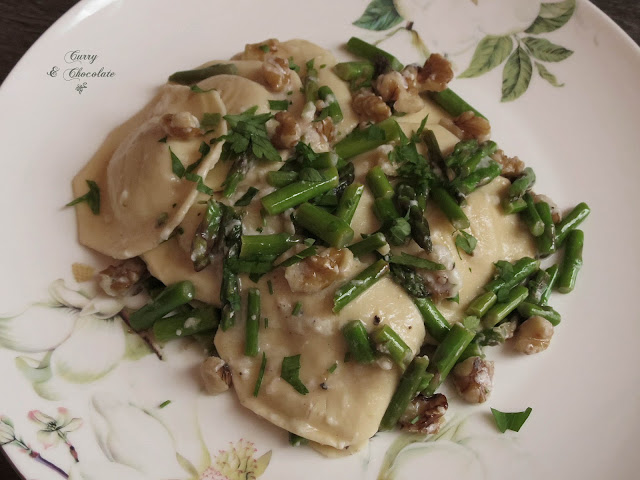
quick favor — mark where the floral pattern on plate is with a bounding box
[352,0,577,101]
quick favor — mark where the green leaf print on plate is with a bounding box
[525,0,577,34]
[501,46,533,102]
[353,0,404,31]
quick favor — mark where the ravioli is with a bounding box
[215,270,425,451]
[72,85,227,259]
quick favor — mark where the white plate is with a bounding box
[1,1,639,479]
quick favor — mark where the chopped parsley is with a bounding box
[259,44,271,53]
[491,407,532,433]
[288,57,300,73]
[234,187,259,206]
[267,280,274,295]
[186,141,211,174]
[281,355,309,395]
[268,100,290,111]
[447,293,460,304]
[169,146,186,178]
[158,400,171,409]
[455,231,477,256]
[217,106,281,163]
[327,362,338,374]
[185,172,214,195]
[66,180,100,215]
[253,352,267,397]
[158,135,168,143]
[292,301,303,316]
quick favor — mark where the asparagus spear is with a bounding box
[266,170,298,188]
[129,281,196,331]
[555,203,590,245]
[485,257,540,297]
[342,320,375,364]
[293,203,354,248]
[367,166,395,199]
[431,187,470,230]
[333,61,375,89]
[335,183,364,224]
[379,356,431,431]
[220,206,242,330]
[422,323,476,396]
[245,288,261,357]
[316,86,343,123]
[239,233,300,259]
[191,198,223,272]
[535,201,556,256]
[458,342,484,363]
[152,305,219,343]
[526,269,552,305]
[396,183,432,252]
[422,129,446,171]
[335,118,402,159]
[428,89,487,119]
[483,285,529,328]
[502,197,527,214]
[508,167,536,200]
[517,302,561,326]
[261,167,339,215]
[451,162,501,196]
[371,324,413,370]
[389,263,429,298]
[333,260,390,312]
[347,232,388,257]
[222,154,251,197]
[540,264,560,305]
[346,37,403,72]
[557,229,584,294]
[521,193,544,237]
[220,264,241,331]
[168,63,238,84]
[459,141,498,177]
[466,291,498,318]
[414,298,451,343]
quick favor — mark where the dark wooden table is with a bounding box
[0,1,638,478]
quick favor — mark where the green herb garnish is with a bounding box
[281,355,309,395]
[388,253,445,271]
[455,231,477,256]
[292,301,303,316]
[491,407,532,433]
[253,352,267,397]
[269,100,290,111]
[169,146,186,178]
[185,172,214,195]
[288,57,300,73]
[66,180,101,215]
[158,400,171,409]
[218,106,280,164]
[234,187,259,206]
